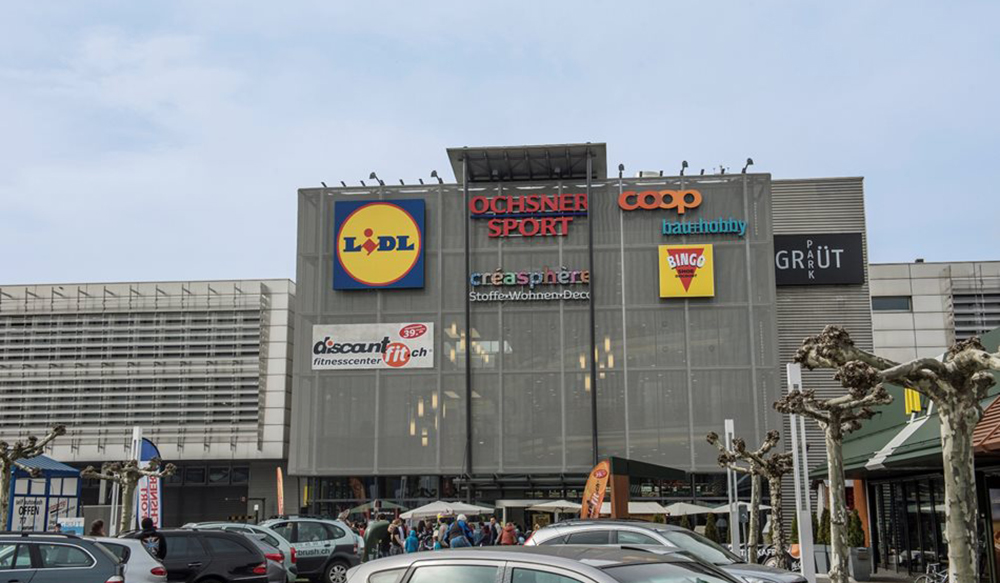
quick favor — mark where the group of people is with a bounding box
[360,513,534,561]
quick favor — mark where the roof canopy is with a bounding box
[14,455,80,477]
[447,143,607,183]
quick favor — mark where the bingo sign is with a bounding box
[658,244,715,298]
[333,199,425,290]
[312,322,434,370]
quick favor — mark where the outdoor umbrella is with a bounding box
[598,501,669,515]
[661,502,714,516]
[347,501,408,515]
[527,500,582,513]
[399,500,494,520]
[711,501,771,514]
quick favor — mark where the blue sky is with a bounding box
[2,2,998,284]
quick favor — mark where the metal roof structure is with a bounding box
[14,455,79,476]
[447,143,607,183]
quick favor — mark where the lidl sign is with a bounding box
[658,244,715,298]
[333,199,425,290]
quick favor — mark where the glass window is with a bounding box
[296,522,329,543]
[408,565,498,583]
[657,530,740,566]
[164,534,207,560]
[208,467,230,485]
[0,543,32,570]
[184,467,206,484]
[604,563,732,583]
[565,530,610,545]
[537,535,566,546]
[512,569,584,583]
[617,531,660,545]
[368,569,406,583]
[325,524,347,540]
[204,536,253,556]
[872,296,911,311]
[38,544,94,568]
[269,522,293,541]
[231,467,250,484]
[99,542,130,563]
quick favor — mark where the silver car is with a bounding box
[525,519,807,583]
[185,522,298,582]
[345,546,744,583]
[86,536,167,583]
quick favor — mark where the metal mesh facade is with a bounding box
[0,280,294,462]
[291,174,782,477]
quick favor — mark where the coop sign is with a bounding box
[469,193,588,237]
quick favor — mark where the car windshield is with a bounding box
[604,562,736,583]
[655,530,742,566]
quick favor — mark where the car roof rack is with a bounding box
[0,531,81,539]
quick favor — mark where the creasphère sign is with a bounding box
[774,233,865,285]
[312,323,433,370]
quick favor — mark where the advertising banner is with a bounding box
[333,199,425,290]
[658,244,715,298]
[312,322,434,370]
[277,467,285,516]
[136,438,163,528]
[774,233,865,285]
[13,496,45,531]
[580,460,611,519]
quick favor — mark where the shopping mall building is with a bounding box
[290,143,874,514]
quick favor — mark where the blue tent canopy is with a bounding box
[14,455,80,477]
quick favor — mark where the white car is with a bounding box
[87,536,167,583]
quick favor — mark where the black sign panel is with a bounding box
[774,233,865,286]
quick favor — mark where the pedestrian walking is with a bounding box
[499,522,517,545]
[405,528,420,553]
[447,514,474,547]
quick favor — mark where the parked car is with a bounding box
[245,536,290,583]
[124,528,269,583]
[345,545,745,583]
[86,536,167,583]
[185,521,298,582]
[260,516,360,583]
[525,519,807,583]
[0,531,124,583]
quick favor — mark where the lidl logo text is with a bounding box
[333,200,425,290]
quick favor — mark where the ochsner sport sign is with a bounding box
[312,323,433,370]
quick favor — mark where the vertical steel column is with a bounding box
[586,148,599,464]
[462,153,474,498]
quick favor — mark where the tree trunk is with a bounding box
[119,480,137,534]
[748,473,761,563]
[939,402,979,583]
[0,460,10,530]
[825,423,849,583]
[769,476,789,570]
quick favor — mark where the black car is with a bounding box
[0,531,124,583]
[526,519,807,583]
[345,545,745,583]
[125,528,269,583]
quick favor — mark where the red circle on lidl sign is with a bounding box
[383,342,412,367]
[336,202,422,287]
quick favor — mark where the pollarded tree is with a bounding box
[707,430,794,568]
[82,458,176,533]
[0,425,66,529]
[775,359,890,583]
[785,325,1000,583]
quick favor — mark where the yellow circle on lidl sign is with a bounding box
[337,202,422,286]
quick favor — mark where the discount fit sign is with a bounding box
[312,322,434,370]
